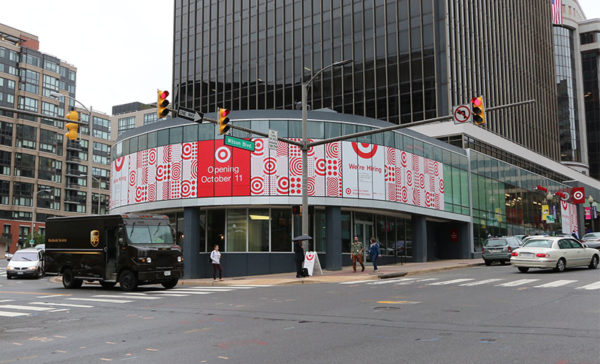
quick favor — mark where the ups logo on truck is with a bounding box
[90,230,100,247]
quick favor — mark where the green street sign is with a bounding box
[224,135,255,152]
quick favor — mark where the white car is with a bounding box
[510,236,599,273]
[6,248,45,279]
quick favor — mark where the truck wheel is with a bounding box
[161,279,178,289]
[62,269,83,289]
[100,281,116,289]
[119,270,137,291]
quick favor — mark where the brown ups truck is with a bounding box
[45,214,183,291]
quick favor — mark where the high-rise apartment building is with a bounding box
[0,24,112,253]
[172,0,560,161]
[580,19,600,180]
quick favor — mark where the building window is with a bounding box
[17,96,38,112]
[118,116,136,134]
[143,112,158,125]
[38,157,62,183]
[248,208,269,251]
[3,224,11,235]
[16,124,37,149]
[37,185,60,210]
[0,151,10,175]
[19,69,40,94]
[0,121,12,146]
[227,209,247,252]
[13,182,33,206]
[14,153,36,178]
[0,180,9,205]
[43,59,59,73]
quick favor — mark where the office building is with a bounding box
[0,24,111,253]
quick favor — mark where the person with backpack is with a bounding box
[210,244,223,281]
[369,237,381,272]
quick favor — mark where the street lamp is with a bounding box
[49,91,92,115]
[30,188,51,247]
[300,59,352,250]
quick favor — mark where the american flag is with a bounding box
[552,0,562,25]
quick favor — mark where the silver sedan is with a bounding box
[510,236,600,273]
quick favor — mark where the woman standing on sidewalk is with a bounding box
[210,244,223,281]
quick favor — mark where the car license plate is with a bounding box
[18,271,23,275]
[520,252,533,258]
[164,271,171,276]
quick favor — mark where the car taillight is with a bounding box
[536,253,547,257]
[507,246,512,253]
[511,252,518,256]
[481,246,484,253]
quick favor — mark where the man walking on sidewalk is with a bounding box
[351,236,365,272]
[369,237,381,272]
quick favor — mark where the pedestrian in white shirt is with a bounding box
[210,244,223,281]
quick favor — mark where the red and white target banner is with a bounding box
[561,201,578,235]
[111,138,445,211]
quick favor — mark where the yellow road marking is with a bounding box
[218,356,229,360]
[184,327,211,334]
[377,300,420,304]
[146,348,158,352]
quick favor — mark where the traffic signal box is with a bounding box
[471,96,485,125]
[292,205,301,215]
[219,108,230,135]
[157,90,170,119]
[65,108,79,141]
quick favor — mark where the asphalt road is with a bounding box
[0,261,599,364]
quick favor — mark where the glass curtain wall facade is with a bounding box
[553,27,581,162]
[174,0,561,161]
[582,50,599,179]
[173,0,447,124]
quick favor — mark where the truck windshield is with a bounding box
[126,224,174,245]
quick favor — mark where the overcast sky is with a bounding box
[1,0,599,115]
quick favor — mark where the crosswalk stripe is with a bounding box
[534,280,578,288]
[67,298,133,303]
[415,278,439,282]
[0,310,29,317]
[159,291,211,295]
[496,279,539,287]
[368,278,414,285]
[171,288,233,292]
[576,282,600,290]
[340,280,374,285]
[29,301,94,308]
[429,278,474,286]
[0,304,55,311]
[92,295,162,300]
[0,299,15,303]
[154,293,189,297]
[460,279,504,286]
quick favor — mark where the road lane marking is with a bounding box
[158,291,212,295]
[376,300,420,304]
[29,301,94,308]
[496,279,539,287]
[576,282,600,290]
[0,310,29,317]
[460,279,504,286]
[340,280,374,285]
[534,280,578,288]
[154,293,189,297]
[170,288,234,292]
[0,299,15,303]
[429,278,474,286]
[92,295,162,300]
[67,298,133,303]
[0,304,54,311]
[368,278,414,285]
[0,291,69,296]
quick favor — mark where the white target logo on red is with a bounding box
[572,188,584,203]
[215,146,231,163]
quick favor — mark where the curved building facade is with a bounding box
[173,0,560,160]
[110,111,598,278]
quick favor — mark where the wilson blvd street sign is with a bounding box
[224,135,255,151]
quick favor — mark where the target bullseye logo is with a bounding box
[352,142,378,159]
[306,253,314,261]
[572,187,585,204]
[215,146,231,163]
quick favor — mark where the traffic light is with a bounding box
[65,108,79,141]
[157,90,170,119]
[219,108,230,135]
[292,205,301,215]
[471,96,485,125]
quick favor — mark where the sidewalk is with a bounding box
[179,258,484,287]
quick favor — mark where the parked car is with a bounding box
[6,248,45,279]
[5,252,13,260]
[482,237,522,265]
[581,232,600,250]
[514,235,528,245]
[510,236,599,273]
